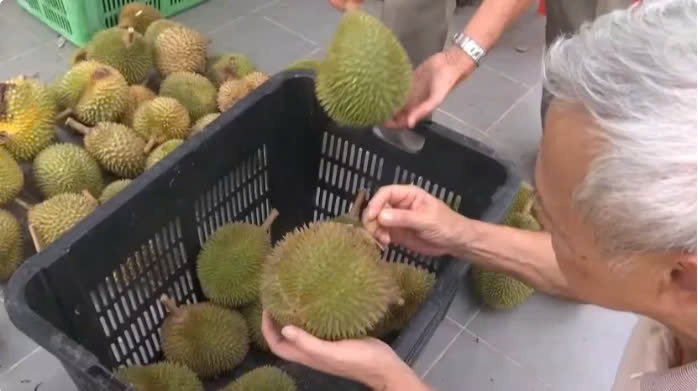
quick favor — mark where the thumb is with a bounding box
[281,325,329,354]
[378,208,425,230]
[406,96,441,129]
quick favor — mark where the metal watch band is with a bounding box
[451,33,486,67]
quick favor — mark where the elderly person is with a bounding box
[262,1,697,390]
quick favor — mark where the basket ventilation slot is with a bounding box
[43,0,66,14]
[87,217,196,366]
[24,0,41,11]
[194,145,271,245]
[42,7,72,34]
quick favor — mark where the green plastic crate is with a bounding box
[16,0,207,47]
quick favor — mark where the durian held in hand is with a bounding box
[469,182,540,310]
[313,1,412,128]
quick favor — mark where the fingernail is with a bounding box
[380,210,393,222]
[281,326,297,340]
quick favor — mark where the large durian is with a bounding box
[160,295,250,379]
[132,97,191,152]
[260,220,403,340]
[143,19,181,48]
[159,72,217,121]
[221,366,297,391]
[0,209,23,282]
[117,3,163,34]
[206,54,256,87]
[197,209,279,308]
[85,27,153,84]
[113,361,203,391]
[65,118,146,178]
[0,76,57,160]
[25,191,99,249]
[0,146,24,207]
[33,143,105,199]
[154,25,207,76]
[315,10,412,127]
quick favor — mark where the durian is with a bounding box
[33,143,105,199]
[65,118,146,178]
[144,19,181,48]
[154,25,207,76]
[0,209,23,282]
[260,220,403,340]
[316,10,412,127]
[217,79,251,112]
[113,361,204,391]
[123,85,156,127]
[69,48,88,67]
[206,54,256,87]
[190,113,220,137]
[0,76,57,160]
[99,179,132,204]
[159,72,217,121]
[56,61,129,126]
[132,97,191,152]
[117,3,163,34]
[160,295,250,379]
[197,209,279,308]
[25,191,99,249]
[222,366,297,391]
[85,27,153,84]
[469,182,539,309]
[145,139,183,169]
[284,58,322,72]
[0,146,24,207]
[243,71,269,90]
[241,300,268,351]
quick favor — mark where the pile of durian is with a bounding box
[0,3,276,283]
[112,189,437,390]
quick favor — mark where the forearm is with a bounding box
[449,219,573,299]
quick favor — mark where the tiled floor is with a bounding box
[0,0,639,389]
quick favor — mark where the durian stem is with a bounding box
[55,108,73,123]
[82,190,99,206]
[127,27,135,45]
[144,137,156,154]
[64,117,92,135]
[28,224,44,252]
[160,294,180,315]
[262,208,280,232]
[349,189,367,219]
[13,197,33,211]
[135,9,144,17]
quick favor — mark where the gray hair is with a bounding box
[542,0,697,256]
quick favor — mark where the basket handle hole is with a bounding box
[372,126,425,154]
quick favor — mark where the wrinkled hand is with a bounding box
[327,0,363,12]
[261,311,414,390]
[362,184,469,256]
[385,48,476,129]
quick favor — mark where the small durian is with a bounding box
[160,295,250,379]
[240,300,268,351]
[113,361,204,391]
[25,191,99,249]
[260,220,403,340]
[206,54,256,87]
[316,10,412,127]
[0,146,24,207]
[0,209,23,282]
[123,85,156,127]
[56,61,129,126]
[33,143,105,199]
[143,19,181,48]
[85,27,153,84]
[243,71,269,90]
[65,118,146,178]
[222,366,297,391]
[159,72,217,121]
[217,79,251,112]
[132,97,191,153]
[0,76,57,160]
[154,25,207,76]
[117,3,163,34]
[189,113,220,137]
[197,209,280,308]
[145,139,184,169]
[284,58,322,72]
[99,179,132,204]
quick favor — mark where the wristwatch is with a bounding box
[451,32,487,67]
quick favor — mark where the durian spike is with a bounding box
[13,198,33,211]
[144,137,156,154]
[64,118,92,135]
[56,108,74,123]
[28,224,44,252]
[82,189,99,207]
[348,188,367,219]
[261,208,280,232]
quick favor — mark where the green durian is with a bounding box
[240,300,268,351]
[159,72,217,121]
[113,361,203,391]
[0,146,24,207]
[160,296,250,379]
[222,366,297,391]
[26,192,99,248]
[132,97,191,152]
[206,54,256,87]
[154,25,207,76]
[260,220,403,341]
[86,27,153,84]
[145,139,184,169]
[33,143,105,199]
[99,179,132,204]
[144,19,181,48]
[197,209,279,307]
[315,10,412,127]
[0,209,23,282]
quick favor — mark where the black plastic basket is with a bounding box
[6,71,520,391]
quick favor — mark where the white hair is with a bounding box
[543,0,697,255]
